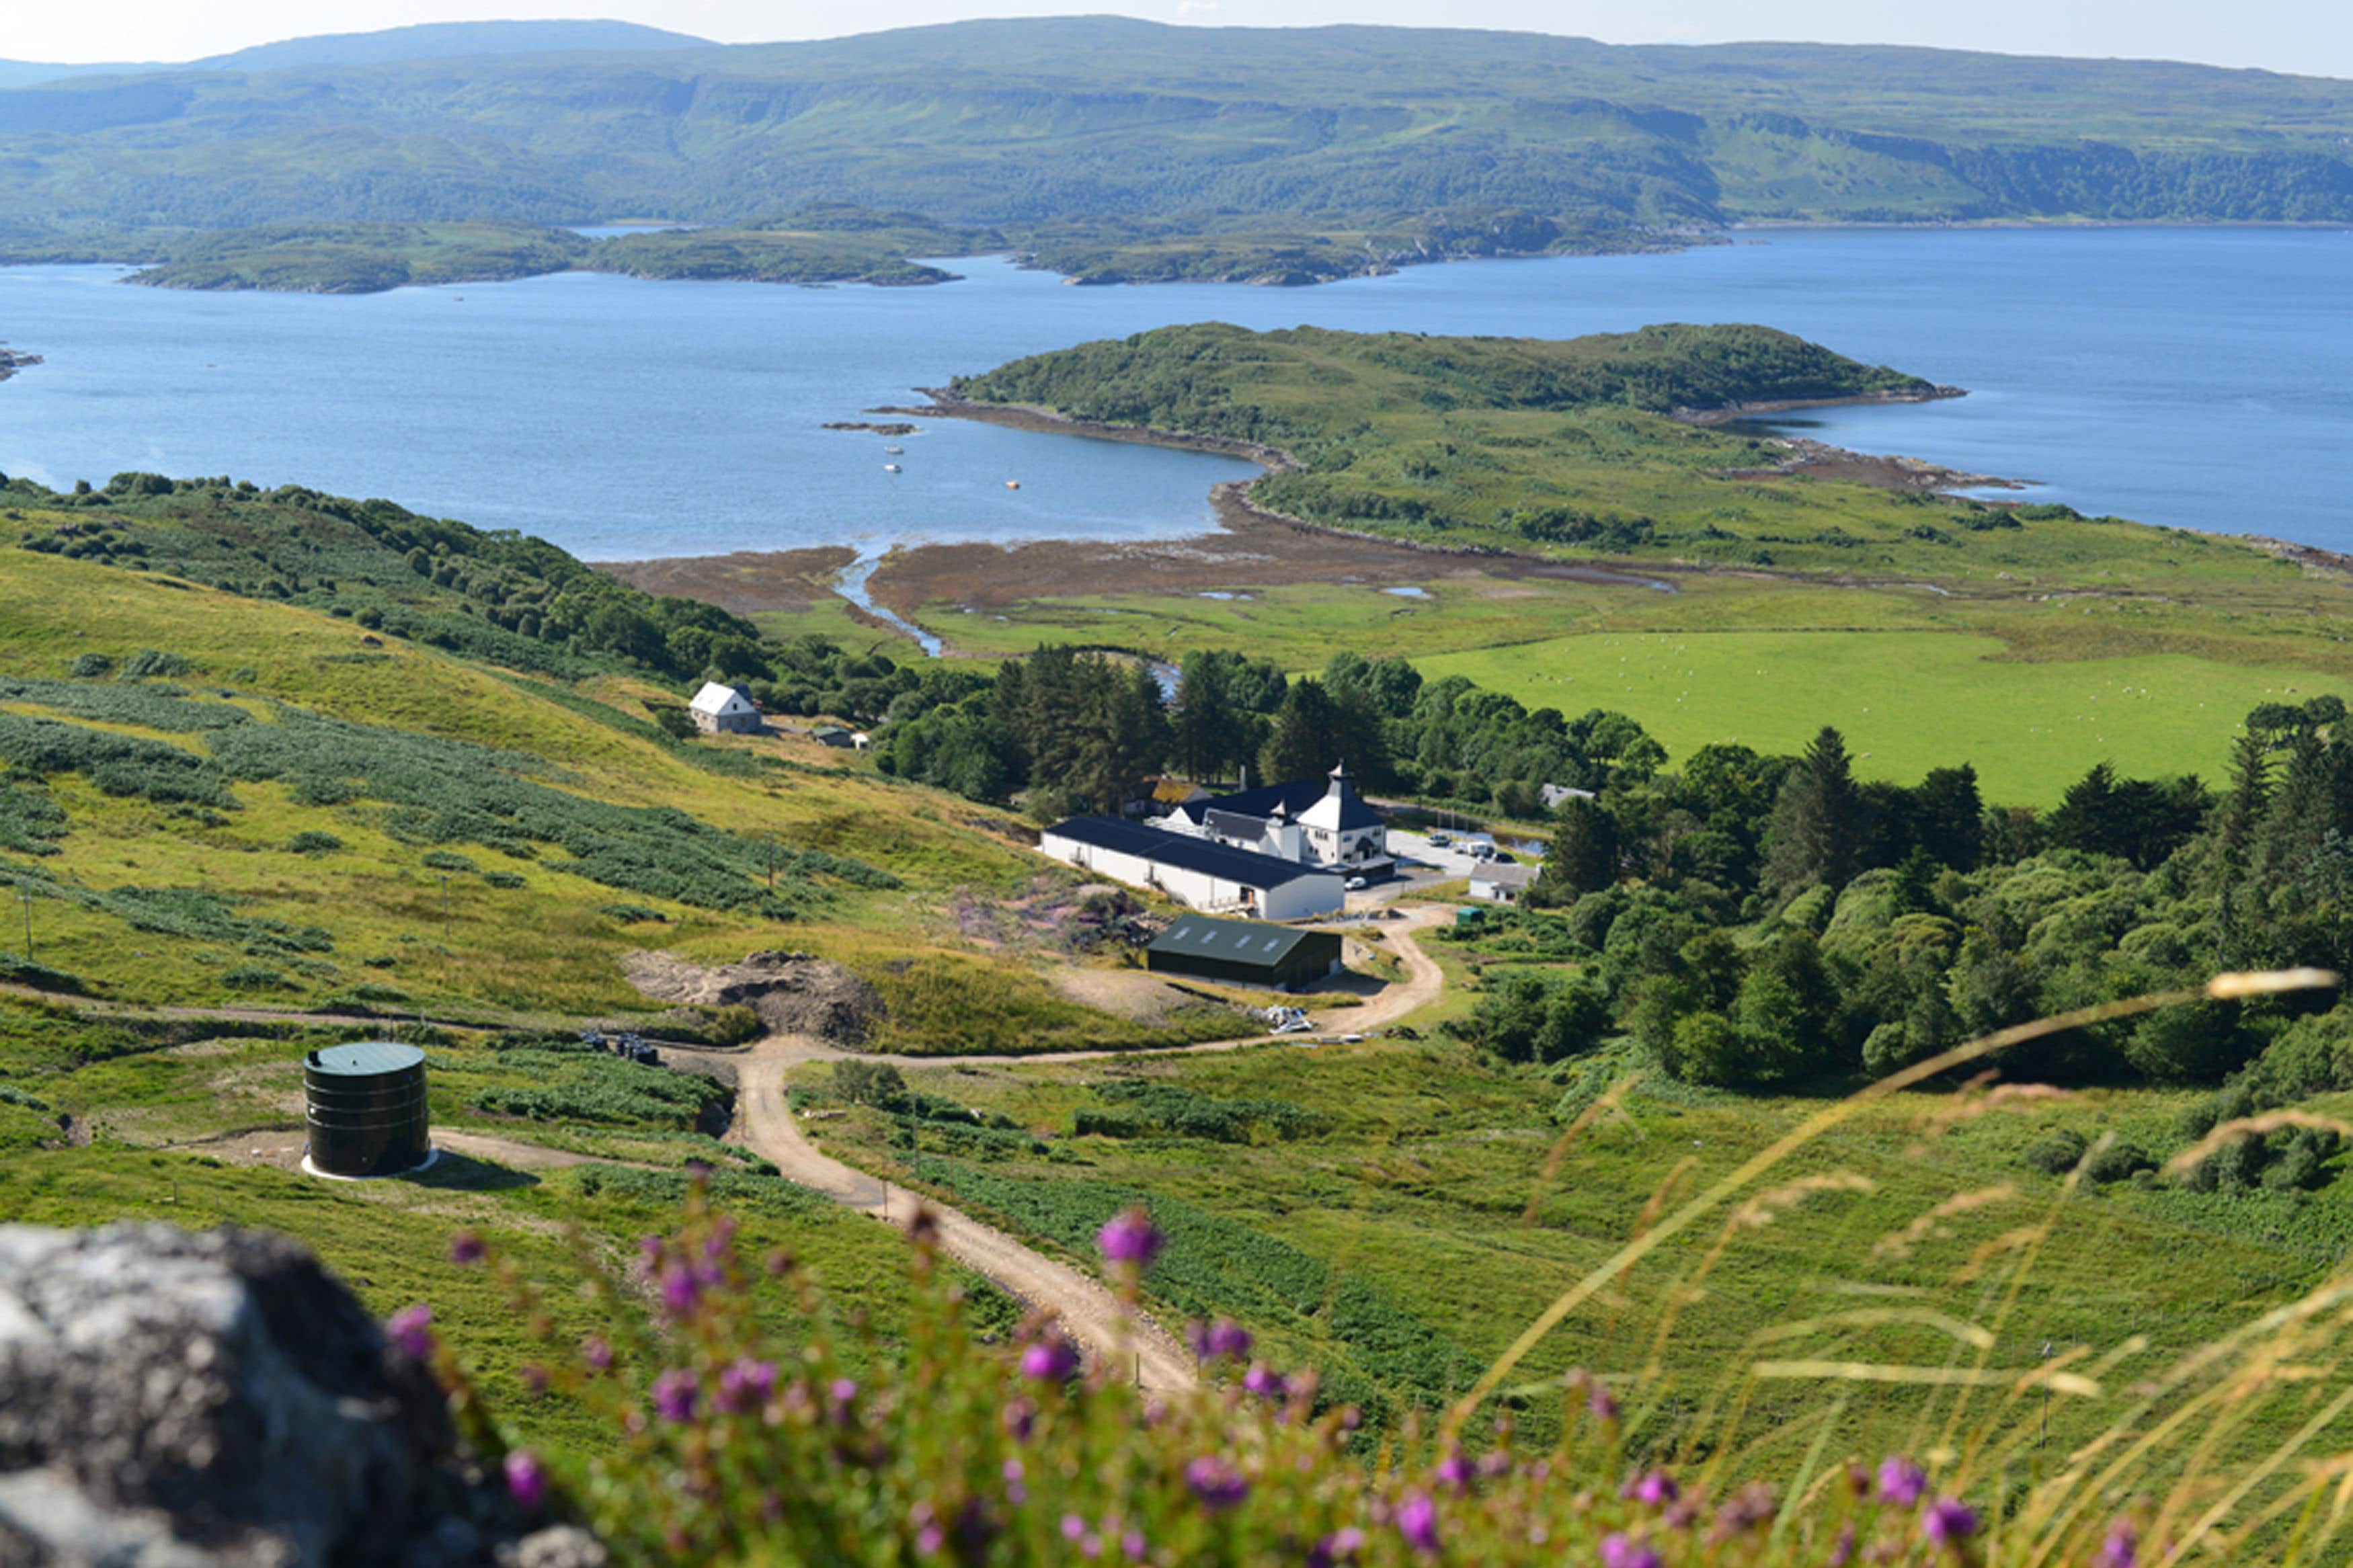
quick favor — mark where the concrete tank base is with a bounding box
[301,1146,439,1182]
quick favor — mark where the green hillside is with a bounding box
[1,19,2348,289]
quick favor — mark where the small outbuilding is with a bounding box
[1146,914,1344,991]
[303,1040,432,1178]
[1468,862,1539,905]
[689,682,762,735]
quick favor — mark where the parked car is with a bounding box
[1427,831,1452,847]
[1345,876,1367,891]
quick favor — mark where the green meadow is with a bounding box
[791,1033,2350,1477]
[1418,628,2334,802]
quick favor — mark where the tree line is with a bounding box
[875,643,1673,819]
[1459,698,2353,1131]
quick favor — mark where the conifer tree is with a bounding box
[1761,726,1862,897]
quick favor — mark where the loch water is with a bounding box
[0,226,2346,563]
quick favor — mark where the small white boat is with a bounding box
[883,444,904,454]
[883,463,902,473]
[1004,479,1021,490]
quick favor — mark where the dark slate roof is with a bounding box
[1043,816,1332,889]
[1203,808,1275,841]
[1197,772,1383,833]
[1148,914,1336,966]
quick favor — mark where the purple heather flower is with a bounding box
[1207,1318,1254,1361]
[651,1368,699,1424]
[581,1335,613,1372]
[703,1216,737,1258]
[1185,1456,1250,1513]
[1002,1458,1027,1504]
[1627,1469,1679,1507]
[638,1233,664,1265]
[504,1450,547,1512]
[1062,1514,1088,1542]
[659,1262,701,1317]
[1433,1447,1472,1493]
[2100,1522,2139,1568]
[1712,1483,1778,1542]
[1121,1530,1146,1561]
[448,1231,485,1266]
[518,1363,549,1396]
[1243,1362,1288,1401]
[717,1358,777,1413]
[830,1377,859,1405]
[1878,1456,1928,1508]
[1600,1533,1664,1568]
[1925,1497,1979,1549]
[1309,1525,1367,1567]
[1476,1451,1513,1482]
[1587,1380,1620,1422]
[910,1501,943,1557]
[1097,1208,1164,1268]
[1002,1398,1035,1443]
[385,1305,434,1360]
[1021,1335,1080,1383]
[1394,1493,1440,1555]
[1828,1520,1858,1568]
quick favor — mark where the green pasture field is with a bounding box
[798,1035,2350,1477]
[1418,626,2342,803]
[0,1002,1008,1453]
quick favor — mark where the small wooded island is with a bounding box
[925,321,2163,580]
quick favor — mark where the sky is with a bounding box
[7,0,2352,79]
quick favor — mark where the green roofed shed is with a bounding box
[1146,913,1343,991]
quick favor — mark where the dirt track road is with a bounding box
[719,910,1449,1395]
[733,1033,1199,1391]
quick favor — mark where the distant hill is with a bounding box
[190,19,713,71]
[0,18,711,89]
[0,18,2347,279]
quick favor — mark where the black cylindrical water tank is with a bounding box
[305,1041,430,1178]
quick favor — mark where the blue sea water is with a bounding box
[0,226,2347,563]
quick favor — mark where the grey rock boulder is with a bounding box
[0,1223,561,1568]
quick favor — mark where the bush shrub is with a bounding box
[286,831,344,856]
[2021,1128,2089,1175]
[117,648,192,679]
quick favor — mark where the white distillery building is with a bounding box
[1162,762,1394,878]
[688,682,762,735]
[1039,815,1345,921]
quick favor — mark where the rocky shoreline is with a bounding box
[0,343,42,382]
[1671,383,1968,427]
[1716,434,2026,493]
[871,390,1302,472]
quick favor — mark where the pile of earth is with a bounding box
[622,949,884,1044]
[951,880,1158,953]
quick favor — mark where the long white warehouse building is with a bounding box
[1039,815,1345,921]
